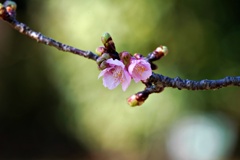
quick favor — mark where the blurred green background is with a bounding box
[0,0,240,159]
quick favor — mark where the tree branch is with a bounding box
[150,73,240,90]
[1,1,239,106]
[0,3,99,61]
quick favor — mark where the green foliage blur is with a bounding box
[0,0,240,159]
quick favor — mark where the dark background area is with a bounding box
[0,0,89,159]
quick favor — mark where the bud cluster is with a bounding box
[96,33,168,106]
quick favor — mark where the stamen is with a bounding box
[112,67,124,82]
[135,64,146,75]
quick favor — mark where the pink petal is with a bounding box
[102,71,120,89]
[106,58,125,68]
[128,60,136,73]
[98,67,110,79]
[121,70,131,91]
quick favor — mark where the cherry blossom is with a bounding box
[98,59,131,91]
[128,58,152,82]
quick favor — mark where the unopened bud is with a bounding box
[147,45,169,62]
[127,91,149,107]
[4,1,17,17]
[99,60,108,70]
[128,95,140,107]
[96,46,106,56]
[96,53,110,69]
[120,51,131,66]
[101,32,116,53]
[155,46,168,56]
[101,32,111,46]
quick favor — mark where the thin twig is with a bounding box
[0,6,99,61]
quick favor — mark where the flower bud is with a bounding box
[3,1,17,17]
[101,32,116,53]
[101,32,112,46]
[127,95,140,107]
[96,53,110,69]
[119,51,131,66]
[146,45,169,62]
[99,60,108,70]
[101,52,111,60]
[127,91,149,107]
[155,46,168,56]
[96,46,106,56]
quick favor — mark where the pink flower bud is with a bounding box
[95,46,106,56]
[119,51,131,66]
[127,95,142,107]
[127,91,149,106]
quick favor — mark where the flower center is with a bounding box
[112,67,124,82]
[135,64,146,75]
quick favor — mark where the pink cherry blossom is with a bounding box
[98,58,131,91]
[128,58,152,82]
